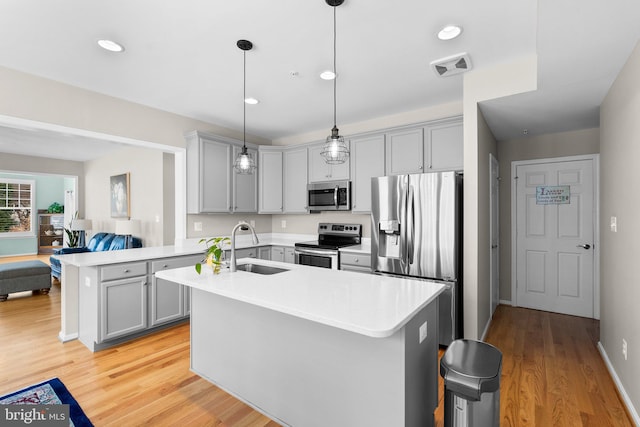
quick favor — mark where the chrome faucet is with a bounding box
[230,221,259,272]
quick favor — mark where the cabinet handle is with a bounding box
[124,269,130,273]
[354,258,359,263]
[163,264,169,269]
[418,165,423,170]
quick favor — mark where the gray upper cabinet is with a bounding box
[232,145,258,212]
[385,118,463,176]
[258,148,284,213]
[308,142,350,182]
[425,120,463,171]
[283,147,308,213]
[186,131,257,214]
[385,128,425,175]
[350,134,385,213]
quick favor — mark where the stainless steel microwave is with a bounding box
[307,180,351,212]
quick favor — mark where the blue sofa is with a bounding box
[49,232,142,281]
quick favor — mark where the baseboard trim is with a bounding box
[58,331,78,343]
[500,299,512,306]
[598,342,640,425]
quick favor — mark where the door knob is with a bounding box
[577,244,591,250]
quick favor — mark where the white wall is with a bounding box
[599,40,640,420]
[462,55,538,339]
[496,128,600,301]
[84,146,167,247]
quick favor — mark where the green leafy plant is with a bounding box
[64,211,80,248]
[195,236,231,275]
[47,202,64,213]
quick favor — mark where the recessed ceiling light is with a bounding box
[320,70,336,80]
[437,25,462,41]
[97,39,125,52]
[244,97,259,105]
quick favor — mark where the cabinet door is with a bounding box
[425,121,463,171]
[100,276,148,342]
[350,134,385,213]
[271,246,285,262]
[385,128,424,175]
[258,150,283,213]
[308,143,350,182]
[283,147,309,213]
[149,255,200,325]
[201,139,232,212]
[150,276,184,326]
[284,247,296,264]
[232,145,258,212]
[258,246,271,260]
[235,247,258,259]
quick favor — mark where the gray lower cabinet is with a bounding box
[271,246,295,263]
[258,246,271,260]
[150,255,202,327]
[79,256,200,352]
[340,252,372,273]
[100,274,148,342]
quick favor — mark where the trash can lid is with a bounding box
[441,339,502,378]
[440,339,502,399]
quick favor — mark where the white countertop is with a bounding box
[54,232,314,268]
[156,258,445,338]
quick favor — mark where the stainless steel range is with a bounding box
[294,223,362,270]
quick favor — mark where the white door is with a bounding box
[489,154,499,317]
[514,158,595,317]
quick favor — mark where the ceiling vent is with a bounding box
[430,53,472,77]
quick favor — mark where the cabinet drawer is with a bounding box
[101,262,148,282]
[151,255,202,273]
[340,253,371,268]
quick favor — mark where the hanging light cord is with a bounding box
[332,5,337,130]
[243,48,247,150]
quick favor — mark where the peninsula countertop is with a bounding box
[52,232,316,268]
[156,258,445,338]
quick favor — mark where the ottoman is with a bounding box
[0,260,52,302]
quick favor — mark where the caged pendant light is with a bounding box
[320,0,349,165]
[233,39,257,174]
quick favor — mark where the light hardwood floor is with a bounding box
[0,256,633,426]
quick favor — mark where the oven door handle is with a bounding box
[295,248,338,256]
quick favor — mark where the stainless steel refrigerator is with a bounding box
[371,171,462,346]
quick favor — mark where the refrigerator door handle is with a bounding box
[399,175,408,265]
[407,184,415,264]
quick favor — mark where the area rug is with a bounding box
[0,378,93,426]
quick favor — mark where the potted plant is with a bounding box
[64,211,80,248]
[195,236,231,275]
[47,202,64,214]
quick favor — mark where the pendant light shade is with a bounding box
[321,0,349,165]
[233,39,257,175]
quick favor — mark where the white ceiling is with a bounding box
[0,0,638,161]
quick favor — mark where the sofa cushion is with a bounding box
[86,232,108,251]
[93,233,116,252]
[108,235,128,250]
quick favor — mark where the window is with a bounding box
[0,179,35,237]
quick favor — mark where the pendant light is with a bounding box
[233,39,257,174]
[320,0,349,165]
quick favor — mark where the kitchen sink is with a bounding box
[236,263,289,275]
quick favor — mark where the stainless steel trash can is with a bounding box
[440,339,502,427]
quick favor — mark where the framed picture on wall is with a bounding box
[110,173,130,218]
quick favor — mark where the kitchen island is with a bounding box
[156,259,445,427]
